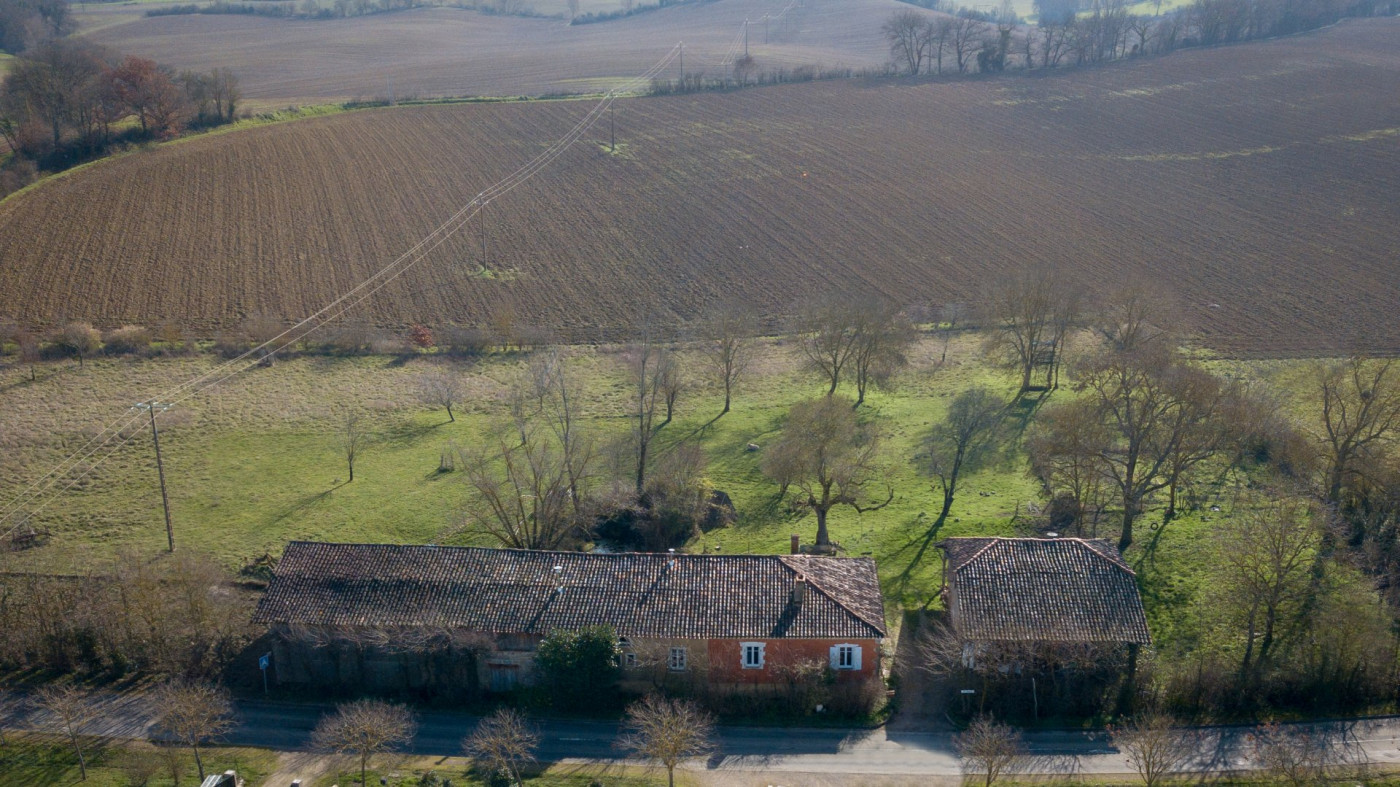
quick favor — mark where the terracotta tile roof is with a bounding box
[254,542,886,640]
[940,537,1151,645]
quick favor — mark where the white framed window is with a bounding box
[668,647,688,671]
[624,652,638,668]
[741,641,766,669]
[830,643,862,671]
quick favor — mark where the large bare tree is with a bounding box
[985,268,1078,393]
[623,334,677,496]
[616,694,716,787]
[762,396,892,549]
[883,9,932,74]
[1215,497,1319,683]
[794,295,914,405]
[459,423,585,551]
[152,681,235,782]
[311,699,417,787]
[1315,356,1400,506]
[848,301,917,407]
[1071,346,1232,550]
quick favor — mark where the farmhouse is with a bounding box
[938,536,1151,651]
[254,541,886,695]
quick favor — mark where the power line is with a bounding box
[0,44,682,542]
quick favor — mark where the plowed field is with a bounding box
[84,0,909,105]
[4,18,1400,354]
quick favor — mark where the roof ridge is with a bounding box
[289,541,879,562]
[779,555,886,637]
[954,538,1004,572]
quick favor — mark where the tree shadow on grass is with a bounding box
[268,488,337,528]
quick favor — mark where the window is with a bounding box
[624,652,638,668]
[668,647,687,671]
[830,643,862,671]
[741,641,766,669]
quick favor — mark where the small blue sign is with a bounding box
[259,653,271,671]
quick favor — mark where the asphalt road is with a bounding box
[6,691,1400,778]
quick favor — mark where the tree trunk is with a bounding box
[362,753,368,787]
[69,729,86,780]
[827,374,839,397]
[1118,504,1135,552]
[815,505,831,547]
[446,403,455,422]
[722,382,731,415]
[348,458,355,483]
[194,744,204,780]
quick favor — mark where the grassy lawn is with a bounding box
[0,334,1325,648]
[0,740,277,787]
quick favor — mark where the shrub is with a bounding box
[534,625,620,710]
[103,324,152,355]
[440,325,492,357]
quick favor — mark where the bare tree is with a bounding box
[699,304,756,418]
[311,699,417,787]
[955,715,1024,787]
[616,694,716,787]
[884,9,932,74]
[985,268,1076,393]
[59,321,101,368]
[35,684,93,780]
[792,295,864,397]
[623,335,675,496]
[848,301,917,407]
[152,681,235,782]
[463,708,539,787]
[925,387,1004,528]
[1315,356,1400,506]
[951,15,991,73]
[418,368,465,422]
[517,350,596,520]
[1072,346,1232,550]
[1096,283,1178,354]
[337,410,368,483]
[1215,497,1319,683]
[1111,713,1198,787]
[762,396,892,549]
[458,423,584,551]
[1027,400,1111,535]
[1249,722,1361,787]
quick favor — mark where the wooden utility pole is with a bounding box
[610,105,616,152]
[480,201,488,265]
[135,401,175,552]
[679,42,684,82]
[744,19,749,57]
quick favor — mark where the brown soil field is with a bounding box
[3,18,1400,354]
[83,0,908,105]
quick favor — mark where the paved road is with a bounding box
[5,690,1400,778]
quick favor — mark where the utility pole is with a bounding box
[134,401,175,552]
[744,19,749,57]
[679,42,684,82]
[610,104,616,152]
[480,201,488,265]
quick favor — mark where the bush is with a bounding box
[103,324,151,355]
[534,625,620,710]
[440,325,492,357]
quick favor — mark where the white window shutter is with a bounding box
[852,645,862,671]
[829,645,840,670]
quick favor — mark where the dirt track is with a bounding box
[3,18,1399,354]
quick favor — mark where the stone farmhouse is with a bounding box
[254,541,886,696]
[938,536,1151,674]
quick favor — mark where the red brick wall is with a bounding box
[705,638,880,684]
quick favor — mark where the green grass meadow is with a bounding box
[0,334,1324,639]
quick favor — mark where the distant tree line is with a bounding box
[883,0,1394,78]
[147,0,431,22]
[0,0,71,55]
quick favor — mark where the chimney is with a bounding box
[791,575,807,605]
[790,534,801,555]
